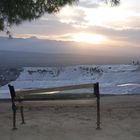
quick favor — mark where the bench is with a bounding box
[8,82,101,130]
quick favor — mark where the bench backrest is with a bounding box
[8,83,100,100]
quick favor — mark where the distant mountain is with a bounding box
[0,36,82,54]
[0,36,140,67]
[0,50,139,68]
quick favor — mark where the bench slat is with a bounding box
[15,93,95,101]
[16,83,95,97]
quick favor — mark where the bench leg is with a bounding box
[12,106,17,130]
[20,106,25,124]
[94,83,101,130]
[96,97,101,130]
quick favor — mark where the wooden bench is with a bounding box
[8,83,101,130]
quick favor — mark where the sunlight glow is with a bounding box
[72,33,107,44]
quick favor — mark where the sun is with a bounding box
[72,33,107,44]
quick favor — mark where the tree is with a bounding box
[105,0,120,6]
[0,0,120,32]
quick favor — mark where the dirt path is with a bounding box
[0,95,140,140]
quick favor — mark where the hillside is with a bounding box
[0,64,140,98]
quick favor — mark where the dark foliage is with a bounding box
[105,0,120,6]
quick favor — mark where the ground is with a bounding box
[0,95,140,140]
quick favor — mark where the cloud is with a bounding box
[8,15,76,37]
[79,0,101,8]
[85,25,140,47]
[57,0,140,30]
[56,5,87,27]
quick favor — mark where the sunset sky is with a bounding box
[0,0,140,55]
